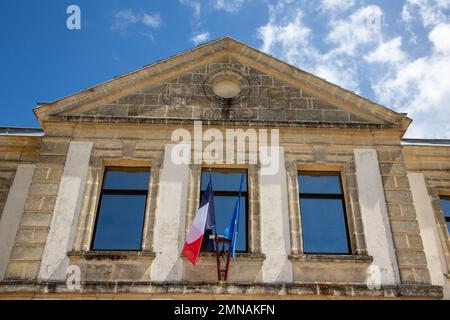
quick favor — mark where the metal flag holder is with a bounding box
[214,233,232,281]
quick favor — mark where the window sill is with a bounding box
[289,254,373,264]
[67,250,156,261]
[181,252,266,261]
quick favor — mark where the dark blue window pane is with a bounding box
[212,195,247,252]
[93,195,147,250]
[200,170,248,252]
[201,171,247,192]
[440,198,450,217]
[103,169,149,190]
[300,198,350,254]
[298,174,341,194]
[447,222,450,235]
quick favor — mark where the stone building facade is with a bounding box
[0,38,449,299]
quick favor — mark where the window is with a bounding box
[200,169,248,252]
[440,196,450,236]
[92,167,150,251]
[298,172,351,254]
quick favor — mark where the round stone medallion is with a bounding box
[203,66,250,105]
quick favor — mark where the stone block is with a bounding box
[139,106,167,117]
[323,110,350,122]
[20,213,52,227]
[144,94,159,106]
[385,190,413,204]
[391,220,420,234]
[295,109,322,122]
[290,258,371,284]
[24,196,57,212]
[29,183,59,196]
[4,261,26,279]
[397,251,427,267]
[182,255,264,283]
[10,245,44,261]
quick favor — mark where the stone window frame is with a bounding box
[198,167,250,253]
[73,157,161,254]
[433,188,450,272]
[90,166,151,252]
[185,163,262,255]
[297,170,352,255]
[286,161,367,256]
[439,192,450,237]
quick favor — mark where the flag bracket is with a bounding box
[214,234,232,281]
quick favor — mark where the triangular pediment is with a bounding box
[34,37,410,129]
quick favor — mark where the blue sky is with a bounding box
[1,0,449,138]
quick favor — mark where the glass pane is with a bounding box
[201,195,247,252]
[201,171,247,192]
[440,198,450,217]
[447,222,450,236]
[300,198,350,254]
[298,174,341,194]
[93,194,147,250]
[103,168,149,191]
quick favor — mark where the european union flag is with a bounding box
[222,174,244,259]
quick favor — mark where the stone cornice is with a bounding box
[288,254,373,263]
[67,250,156,261]
[0,280,443,299]
[47,115,402,130]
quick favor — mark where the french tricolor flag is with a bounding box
[183,179,215,265]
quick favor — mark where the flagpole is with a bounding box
[233,173,244,258]
[209,171,217,250]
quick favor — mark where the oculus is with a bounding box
[212,76,241,99]
[203,66,250,105]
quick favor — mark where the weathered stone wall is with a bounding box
[56,123,165,282]
[0,136,41,279]
[282,129,430,285]
[77,59,370,124]
[0,137,40,219]
[0,127,437,290]
[403,145,450,284]
[4,136,67,280]
[377,139,431,284]
[1,120,435,288]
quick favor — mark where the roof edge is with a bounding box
[401,138,450,147]
[0,127,44,137]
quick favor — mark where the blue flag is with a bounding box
[222,174,244,259]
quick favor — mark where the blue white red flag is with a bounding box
[182,178,215,265]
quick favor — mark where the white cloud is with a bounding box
[142,13,161,28]
[429,23,450,52]
[214,0,246,13]
[319,0,356,14]
[372,23,450,138]
[256,4,385,91]
[258,10,314,65]
[313,59,360,90]
[402,0,450,27]
[112,10,138,32]
[112,9,161,35]
[179,0,201,18]
[191,32,210,45]
[327,5,383,55]
[256,1,449,138]
[365,37,407,64]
